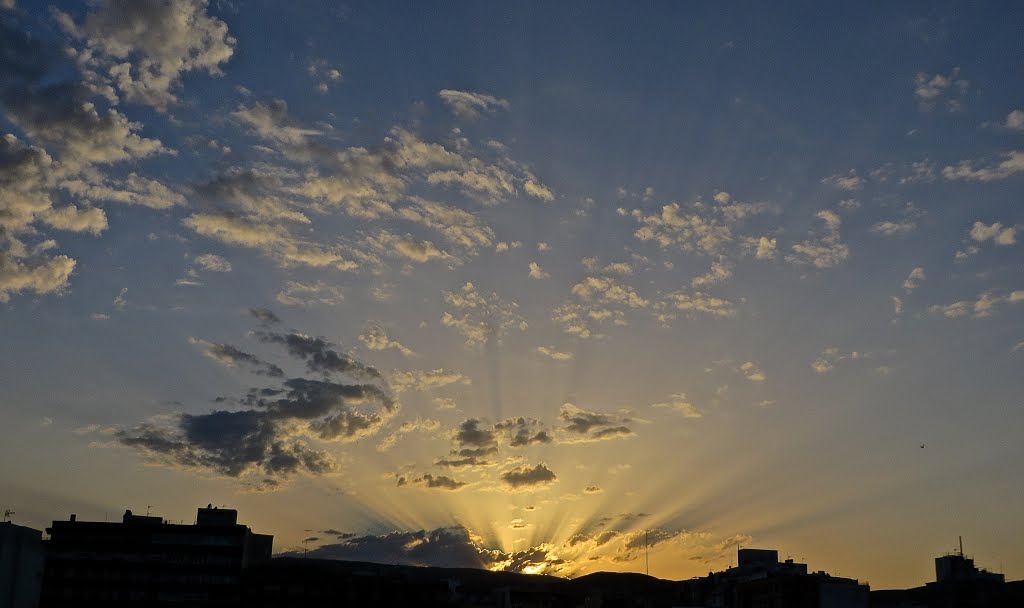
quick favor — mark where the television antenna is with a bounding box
[2,509,13,522]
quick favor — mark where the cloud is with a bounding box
[871,220,916,237]
[275,280,344,307]
[231,99,322,147]
[113,324,395,482]
[194,254,231,272]
[691,257,733,288]
[0,249,76,303]
[536,345,573,361]
[969,221,1017,246]
[821,170,864,191]
[942,151,1024,182]
[441,282,527,347]
[650,393,702,418]
[359,324,415,357]
[389,369,468,393]
[913,68,969,112]
[249,308,281,325]
[377,417,440,452]
[183,212,357,270]
[903,267,925,294]
[558,403,634,443]
[255,330,381,378]
[811,347,870,374]
[1006,110,1024,131]
[54,0,235,110]
[400,473,467,490]
[656,291,736,320]
[300,526,499,570]
[786,210,849,269]
[740,361,766,382]
[528,261,550,279]
[438,89,510,120]
[928,290,1024,319]
[362,230,451,264]
[188,337,283,377]
[751,236,777,260]
[501,463,557,489]
[495,417,552,447]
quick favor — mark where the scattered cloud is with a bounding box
[276,280,344,307]
[441,282,527,347]
[528,261,550,280]
[942,151,1024,182]
[903,267,926,294]
[913,68,969,112]
[536,345,573,361]
[821,170,864,191]
[969,221,1017,246]
[54,0,236,111]
[359,324,415,357]
[438,89,511,120]
[928,290,1024,319]
[501,463,557,489]
[787,210,849,269]
[650,393,702,418]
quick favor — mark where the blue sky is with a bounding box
[1,0,1022,588]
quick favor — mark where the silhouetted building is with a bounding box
[0,521,45,608]
[870,544,1017,608]
[706,548,868,608]
[39,506,271,607]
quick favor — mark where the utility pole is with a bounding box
[645,530,649,576]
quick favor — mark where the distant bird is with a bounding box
[920,444,925,448]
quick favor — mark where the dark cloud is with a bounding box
[401,473,466,491]
[299,527,500,570]
[501,463,557,489]
[248,307,281,325]
[113,324,393,483]
[559,404,634,442]
[495,417,552,447]
[453,418,496,449]
[255,330,380,379]
[190,337,283,377]
[434,454,491,468]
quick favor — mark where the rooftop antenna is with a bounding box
[146,505,153,516]
[959,536,963,557]
[3,509,14,522]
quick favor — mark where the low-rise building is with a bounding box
[40,506,271,607]
[0,521,45,608]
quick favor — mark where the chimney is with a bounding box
[69,514,76,522]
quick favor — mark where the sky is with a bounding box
[1,0,1022,590]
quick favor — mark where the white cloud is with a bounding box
[691,257,733,288]
[740,361,765,382]
[787,210,849,269]
[969,221,1017,246]
[821,170,864,191]
[0,252,76,303]
[359,324,415,357]
[275,280,344,307]
[943,151,1024,182]
[913,68,969,112]
[811,347,869,374]
[528,262,550,280]
[442,282,527,347]
[194,254,231,272]
[438,89,511,120]
[871,220,916,237]
[929,290,1024,319]
[1005,110,1024,131]
[536,345,573,361]
[651,393,702,418]
[903,267,925,294]
[55,0,236,110]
